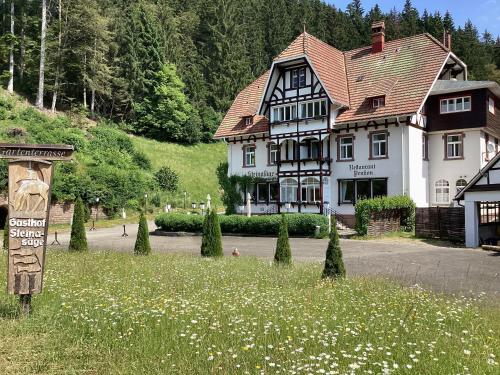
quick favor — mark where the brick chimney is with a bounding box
[371,21,385,53]
[443,30,452,50]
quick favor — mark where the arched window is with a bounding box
[456,179,467,194]
[435,179,450,203]
[280,178,298,203]
[301,177,320,202]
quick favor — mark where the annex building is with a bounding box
[215,22,500,227]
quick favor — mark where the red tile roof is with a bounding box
[337,33,449,123]
[215,33,450,138]
[275,32,349,107]
[214,71,270,138]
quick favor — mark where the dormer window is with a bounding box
[291,68,306,89]
[372,96,385,108]
[244,116,252,126]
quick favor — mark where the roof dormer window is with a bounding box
[244,116,252,126]
[372,96,385,108]
[291,68,306,89]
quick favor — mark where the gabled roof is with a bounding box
[336,34,450,124]
[275,32,350,107]
[215,32,453,138]
[455,151,500,200]
[431,80,500,97]
[214,71,270,138]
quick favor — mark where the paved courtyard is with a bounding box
[52,222,500,300]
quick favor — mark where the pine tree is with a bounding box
[201,208,223,257]
[322,216,346,279]
[134,212,151,255]
[69,197,88,252]
[274,214,291,265]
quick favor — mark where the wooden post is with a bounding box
[20,294,31,315]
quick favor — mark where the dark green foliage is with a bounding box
[155,213,328,236]
[133,64,202,144]
[216,162,240,215]
[200,209,223,257]
[322,217,346,279]
[69,198,88,252]
[155,166,179,192]
[150,193,161,208]
[134,213,152,255]
[355,195,416,236]
[132,151,152,171]
[274,215,292,265]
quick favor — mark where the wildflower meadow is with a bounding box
[0,251,499,374]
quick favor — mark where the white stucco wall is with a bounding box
[406,126,429,207]
[427,129,483,206]
[330,124,404,215]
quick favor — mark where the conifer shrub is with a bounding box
[200,209,223,257]
[274,215,292,265]
[69,197,88,252]
[322,216,346,279]
[134,213,152,255]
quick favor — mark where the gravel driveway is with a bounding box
[51,222,500,300]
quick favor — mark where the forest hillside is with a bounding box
[0,0,499,144]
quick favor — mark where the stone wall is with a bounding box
[367,210,401,236]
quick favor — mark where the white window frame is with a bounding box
[257,183,268,203]
[271,104,297,123]
[440,96,471,114]
[435,179,450,204]
[280,178,298,203]
[301,177,320,203]
[298,99,327,119]
[244,145,256,167]
[340,136,353,160]
[268,143,278,165]
[371,132,387,158]
[372,97,385,108]
[299,68,306,87]
[244,117,252,126]
[489,97,495,114]
[446,134,463,159]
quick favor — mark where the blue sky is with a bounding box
[326,0,500,37]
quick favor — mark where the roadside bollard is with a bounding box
[122,225,128,237]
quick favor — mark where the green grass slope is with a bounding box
[131,136,226,207]
[0,88,226,210]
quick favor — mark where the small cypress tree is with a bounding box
[3,216,8,252]
[201,208,223,257]
[274,215,292,265]
[69,197,88,252]
[134,213,152,255]
[322,216,346,279]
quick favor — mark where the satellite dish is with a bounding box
[487,143,495,153]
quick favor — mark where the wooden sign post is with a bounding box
[0,144,73,315]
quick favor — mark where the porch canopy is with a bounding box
[456,152,500,247]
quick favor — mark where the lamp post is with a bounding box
[144,193,148,213]
[183,191,187,210]
[200,202,206,215]
[191,202,197,214]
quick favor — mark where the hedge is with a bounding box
[155,213,328,236]
[354,195,416,236]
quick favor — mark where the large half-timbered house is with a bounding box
[215,22,500,226]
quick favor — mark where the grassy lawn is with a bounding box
[131,136,226,208]
[0,251,499,374]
